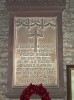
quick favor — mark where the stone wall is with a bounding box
[0,0,74,100]
[0,0,9,100]
[63,0,74,97]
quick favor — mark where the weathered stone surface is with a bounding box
[0,0,8,99]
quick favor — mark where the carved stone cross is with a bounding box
[28,29,43,52]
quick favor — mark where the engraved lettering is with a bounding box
[14,17,57,86]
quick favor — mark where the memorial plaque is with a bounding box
[13,17,58,86]
[6,0,66,98]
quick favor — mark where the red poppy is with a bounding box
[20,84,51,100]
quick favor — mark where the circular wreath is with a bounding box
[20,84,51,100]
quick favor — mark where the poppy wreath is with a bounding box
[20,84,51,100]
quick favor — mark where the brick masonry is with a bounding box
[0,0,74,100]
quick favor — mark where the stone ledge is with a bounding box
[6,0,66,6]
[6,0,66,12]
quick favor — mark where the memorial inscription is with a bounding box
[13,17,58,86]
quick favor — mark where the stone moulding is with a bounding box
[6,0,66,8]
[6,0,66,12]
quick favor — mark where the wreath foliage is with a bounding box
[20,84,51,100]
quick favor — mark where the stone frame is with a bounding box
[67,65,74,100]
[6,0,66,99]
